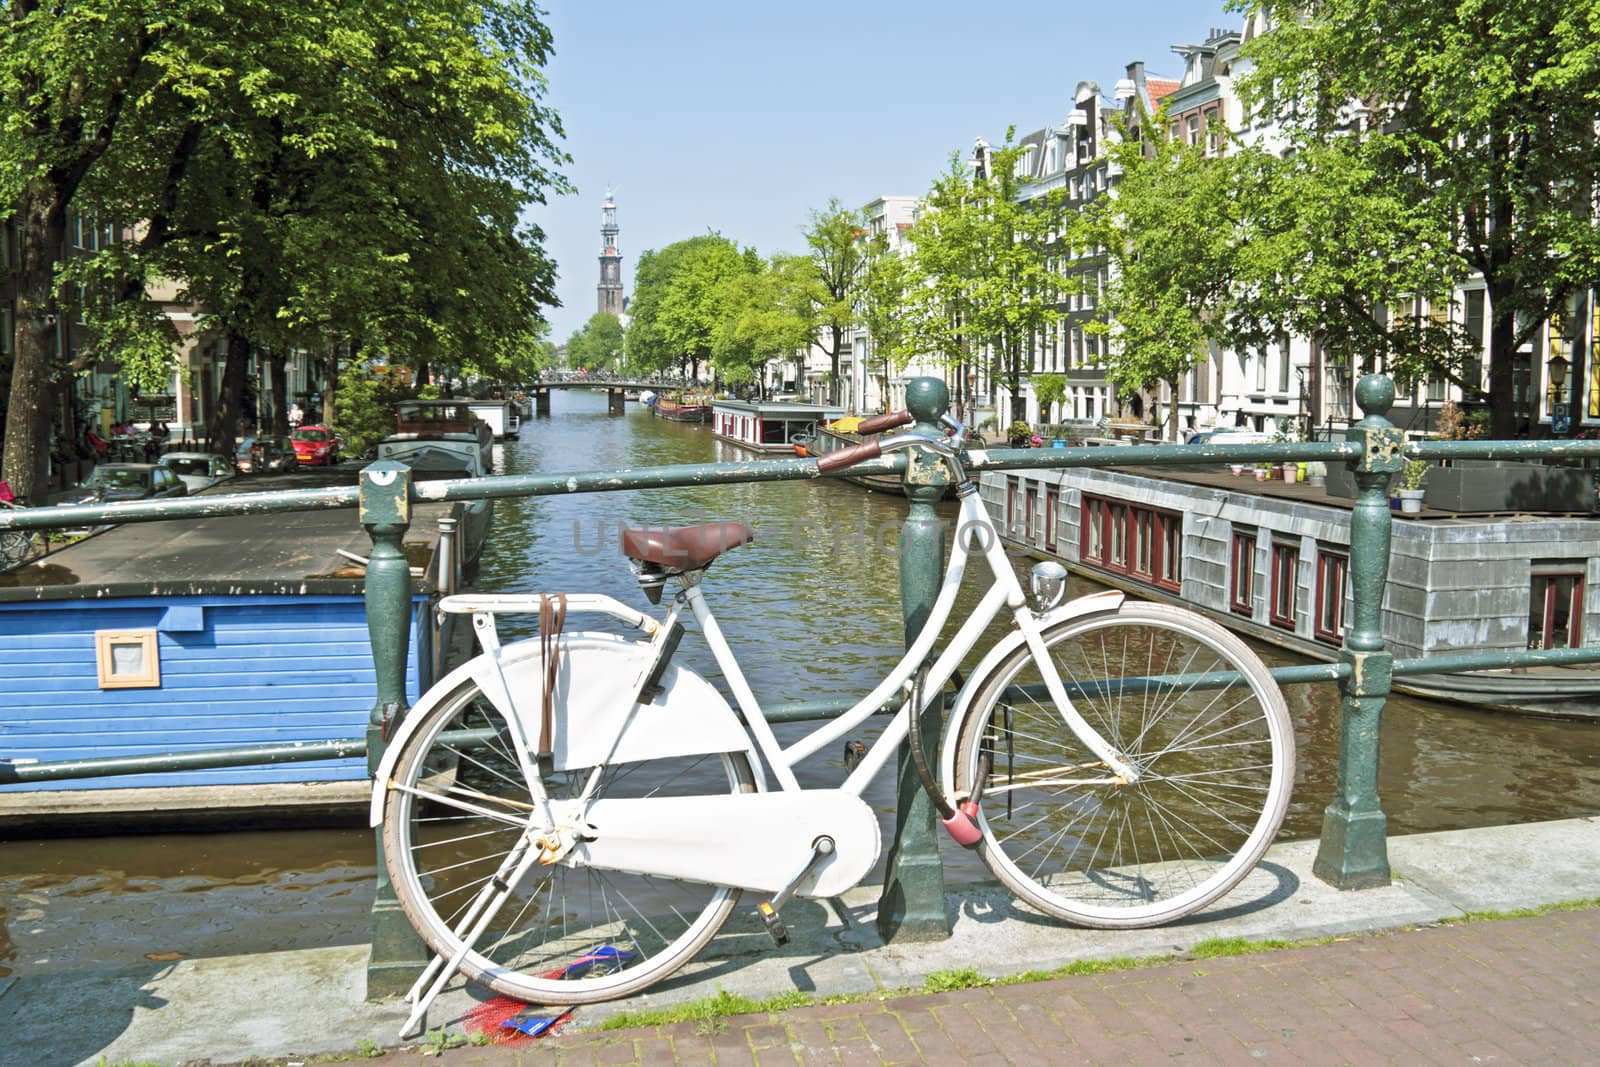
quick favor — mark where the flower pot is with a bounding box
[1254,468,1268,482]
[1308,474,1326,488]
[1397,488,1425,514]
[1282,462,1299,482]
[1230,463,1245,476]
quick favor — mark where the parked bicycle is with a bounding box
[0,483,39,570]
[371,410,1295,1032]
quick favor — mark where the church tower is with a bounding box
[597,191,623,316]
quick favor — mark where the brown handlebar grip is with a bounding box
[856,410,913,435]
[816,440,882,473]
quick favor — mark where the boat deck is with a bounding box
[0,468,456,601]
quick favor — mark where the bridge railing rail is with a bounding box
[4,372,1600,990]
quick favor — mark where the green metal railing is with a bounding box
[6,371,1600,993]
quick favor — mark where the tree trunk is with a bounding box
[268,352,288,436]
[828,324,842,406]
[207,329,251,451]
[1007,337,1026,425]
[1486,283,1518,439]
[3,185,68,505]
[322,339,339,430]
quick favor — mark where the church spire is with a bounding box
[597,190,623,317]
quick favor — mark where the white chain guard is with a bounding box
[563,788,881,898]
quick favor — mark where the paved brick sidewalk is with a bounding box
[370,908,1600,1066]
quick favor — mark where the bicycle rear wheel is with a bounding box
[382,676,755,1003]
[954,601,1294,927]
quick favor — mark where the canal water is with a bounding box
[4,387,1599,976]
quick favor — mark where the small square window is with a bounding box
[95,630,161,688]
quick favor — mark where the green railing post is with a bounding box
[1313,374,1400,889]
[876,376,952,943]
[360,460,430,997]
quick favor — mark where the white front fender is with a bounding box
[938,589,1125,796]
[370,632,763,825]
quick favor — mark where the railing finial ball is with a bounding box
[906,377,949,423]
[1355,374,1395,420]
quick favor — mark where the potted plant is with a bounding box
[1397,459,1430,513]
[1305,461,1327,488]
[1006,420,1032,449]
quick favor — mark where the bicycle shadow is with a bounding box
[0,962,171,1067]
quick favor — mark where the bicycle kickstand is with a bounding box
[756,835,834,947]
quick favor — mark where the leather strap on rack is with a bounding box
[538,593,567,755]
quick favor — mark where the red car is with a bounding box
[290,425,340,466]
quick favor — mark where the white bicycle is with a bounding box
[371,411,1294,1028]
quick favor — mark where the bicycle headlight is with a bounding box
[1029,561,1068,615]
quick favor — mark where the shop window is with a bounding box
[1315,549,1349,644]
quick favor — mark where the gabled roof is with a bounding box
[1146,77,1181,107]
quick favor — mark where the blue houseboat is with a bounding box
[0,486,463,826]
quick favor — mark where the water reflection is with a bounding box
[3,386,1597,976]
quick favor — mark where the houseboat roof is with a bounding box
[0,470,455,603]
[712,399,845,418]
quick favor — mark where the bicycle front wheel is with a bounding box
[954,601,1294,927]
[0,529,31,569]
[382,676,755,1003]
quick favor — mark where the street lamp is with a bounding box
[1548,352,1571,434]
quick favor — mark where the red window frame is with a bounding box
[1045,488,1059,553]
[1269,540,1299,630]
[1006,479,1017,532]
[1530,570,1585,650]
[1079,494,1182,592]
[1231,531,1256,615]
[1314,549,1349,644]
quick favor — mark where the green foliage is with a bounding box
[594,986,816,1031]
[803,199,867,403]
[1006,420,1032,447]
[906,133,1066,422]
[712,253,818,386]
[1032,372,1067,417]
[1234,0,1600,436]
[420,1026,466,1054]
[923,967,989,993]
[1401,459,1431,491]
[334,365,413,456]
[625,235,750,379]
[857,232,916,403]
[566,312,626,372]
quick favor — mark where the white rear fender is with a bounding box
[938,589,1125,795]
[370,633,762,825]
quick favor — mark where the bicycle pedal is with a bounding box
[842,740,866,773]
[757,901,789,946]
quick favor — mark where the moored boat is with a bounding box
[983,463,1600,719]
[377,399,495,566]
[712,399,844,454]
[648,392,713,423]
[466,399,521,440]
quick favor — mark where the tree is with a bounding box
[1235,1,1600,437]
[1,0,567,498]
[566,313,625,372]
[1081,112,1249,441]
[625,234,749,382]
[856,232,914,413]
[907,135,1066,424]
[802,199,865,406]
[712,253,817,391]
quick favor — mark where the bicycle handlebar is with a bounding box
[815,439,881,473]
[855,410,912,435]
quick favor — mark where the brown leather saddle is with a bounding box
[621,522,753,575]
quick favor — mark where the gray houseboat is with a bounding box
[984,462,1600,718]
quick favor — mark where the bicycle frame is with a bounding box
[683,484,1138,797]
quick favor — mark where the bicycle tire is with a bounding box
[954,601,1294,928]
[382,674,755,1004]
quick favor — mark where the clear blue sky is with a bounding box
[532,1,1236,344]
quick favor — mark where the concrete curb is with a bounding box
[3,816,1595,1067]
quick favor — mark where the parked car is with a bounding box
[157,452,236,493]
[235,435,300,474]
[290,425,340,466]
[78,463,189,503]
[1188,429,1274,446]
